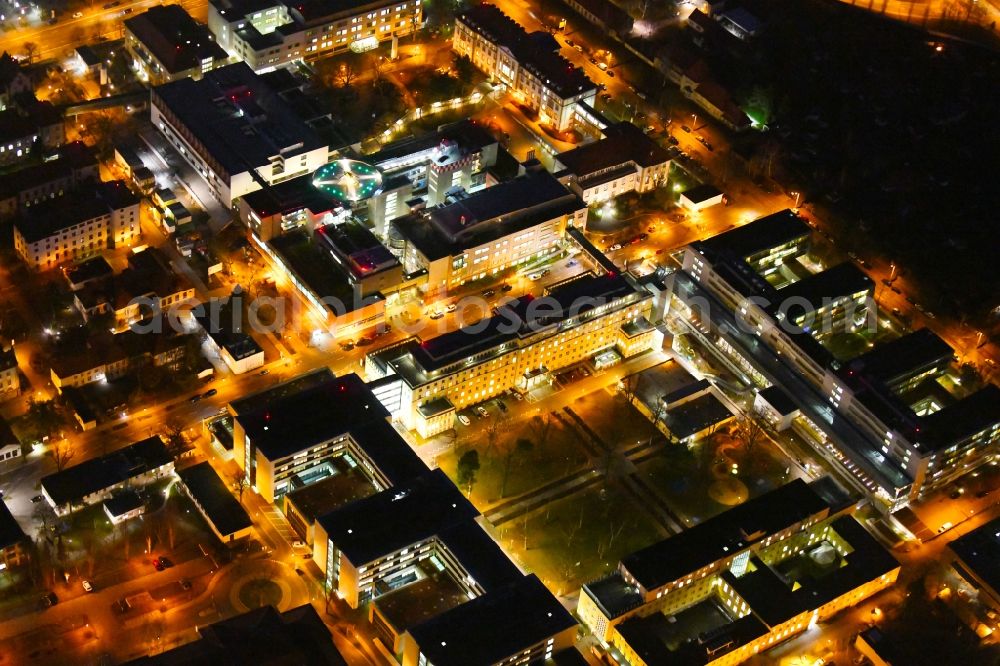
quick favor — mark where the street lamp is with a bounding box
[889,262,897,281]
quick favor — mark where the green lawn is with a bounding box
[497,483,667,596]
[437,412,590,507]
[638,430,794,526]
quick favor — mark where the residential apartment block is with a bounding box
[578,480,899,666]
[151,63,329,203]
[40,436,174,515]
[72,248,196,332]
[0,499,27,570]
[208,0,421,72]
[454,3,596,131]
[0,141,98,219]
[13,181,141,270]
[49,326,194,391]
[365,271,657,437]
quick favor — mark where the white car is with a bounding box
[457,414,471,426]
[82,580,94,593]
[528,272,543,280]
[446,303,457,312]
[475,406,489,418]
[72,11,83,17]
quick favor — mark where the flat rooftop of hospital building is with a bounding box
[316,469,478,565]
[152,63,325,177]
[838,329,953,387]
[693,209,810,262]
[392,169,582,261]
[406,574,576,666]
[619,479,831,592]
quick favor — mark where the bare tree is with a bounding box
[337,61,357,88]
[500,438,533,498]
[619,373,640,406]
[163,423,187,460]
[652,395,669,428]
[736,413,767,455]
[22,41,37,64]
[529,413,554,455]
[232,469,250,503]
[564,504,586,549]
[50,438,76,472]
[482,411,511,456]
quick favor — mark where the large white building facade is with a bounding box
[208,0,421,72]
[365,271,658,437]
[151,63,329,203]
[453,3,596,131]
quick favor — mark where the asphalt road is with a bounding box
[0,0,208,61]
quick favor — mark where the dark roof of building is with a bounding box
[839,329,953,388]
[50,326,189,379]
[125,604,348,665]
[103,489,145,517]
[918,384,1000,452]
[125,5,227,75]
[581,572,645,618]
[757,385,798,416]
[76,248,192,312]
[315,222,401,280]
[368,119,497,168]
[723,516,898,627]
[0,499,26,550]
[65,256,115,287]
[0,141,97,200]
[662,392,733,440]
[0,51,26,88]
[239,171,341,217]
[15,180,139,243]
[949,516,1000,596]
[620,480,830,591]
[317,469,477,564]
[393,169,582,261]
[694,209,809,262]
[437,521,524,593]
[857,627,909,666]
[193,289,263,361]
[0,347,16,373]
[774,262,873,308]
[0,416,17,449]
[234,372,402,464]
[41,436,172,507]
[556,122,670,177]
[75,45,101,67]
[407,574,576,666]
[551,647,591,666]
[457,4,595,98]
[178,462,252,537]
[153,63,326,177]
[680,183,724,204]
[563,0,633,31]
[615,608,768,666]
